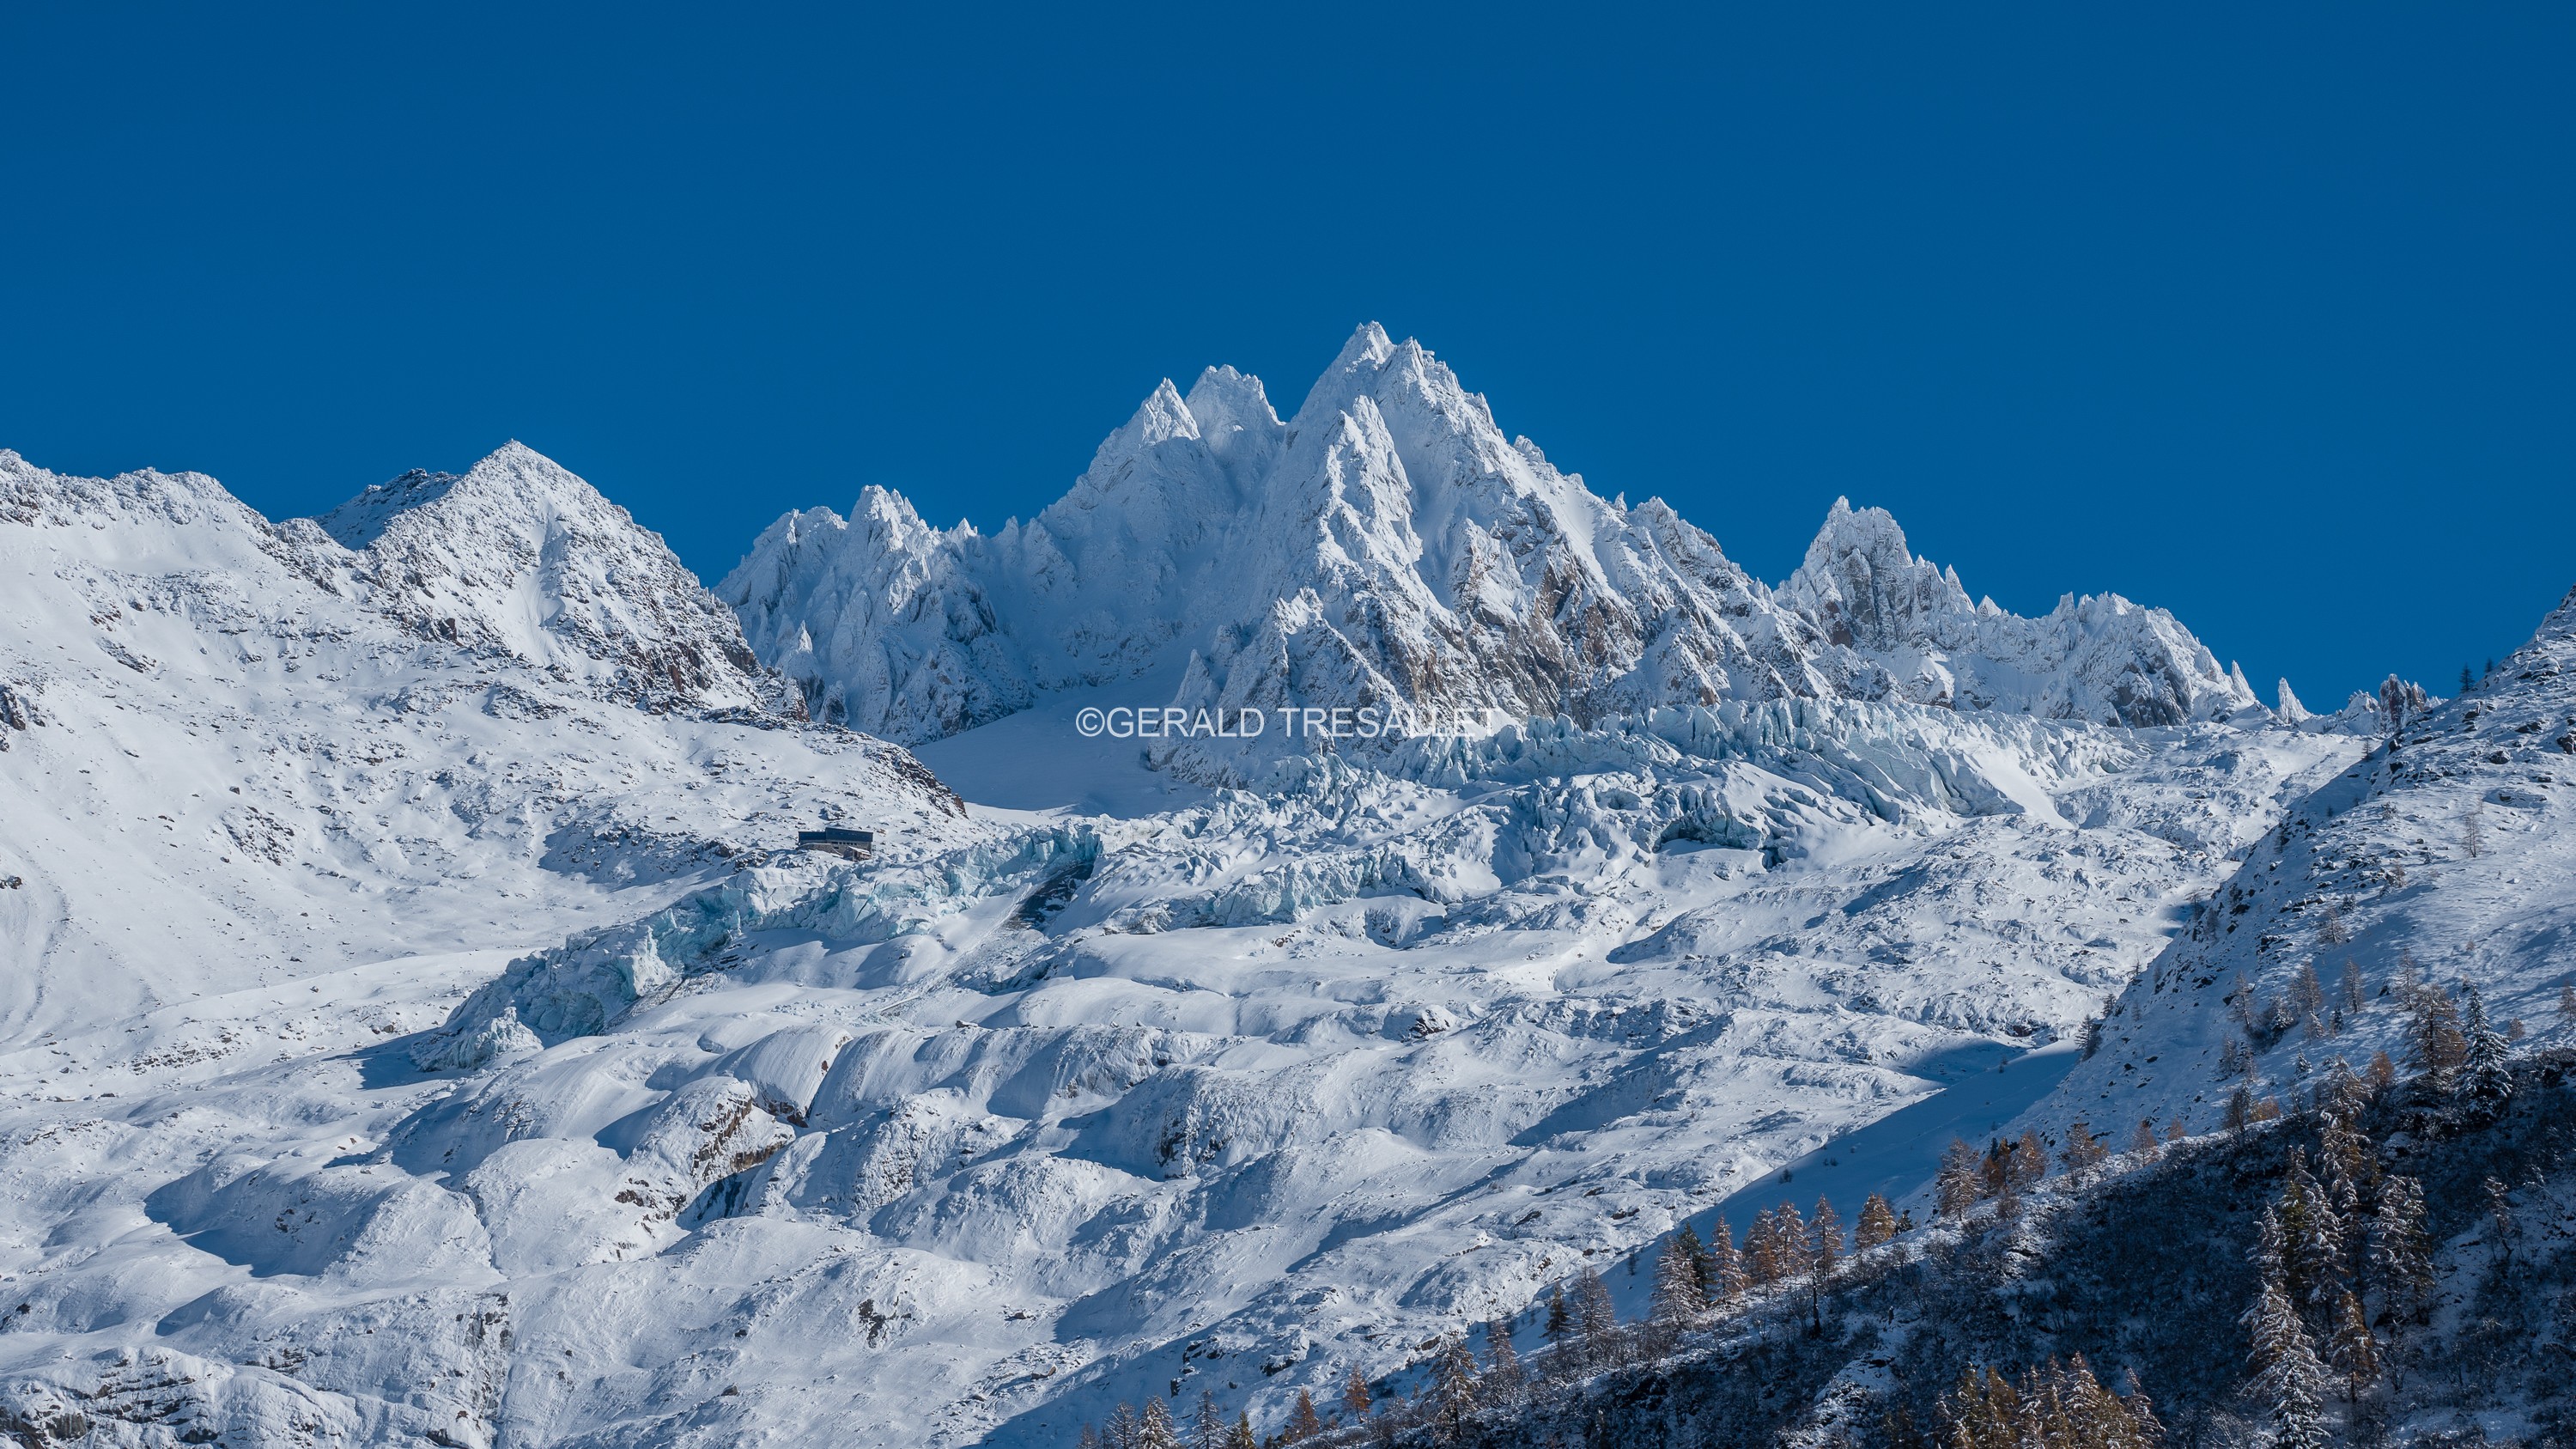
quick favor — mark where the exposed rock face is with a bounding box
[723,326,2259,746]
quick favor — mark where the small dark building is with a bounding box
[795,826,875,861]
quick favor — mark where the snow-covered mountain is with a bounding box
[2010,583,2576,1150]
[722,325,2261,751]
[0,369,2519,1449]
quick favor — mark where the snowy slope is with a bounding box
[2008,586,2576,1150]
[0,423,2381,1449]
[723,326,2260,751]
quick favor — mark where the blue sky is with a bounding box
[4,4,2569,706]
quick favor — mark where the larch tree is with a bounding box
[1935,1139,1984,1219]
[1340,1367,1372,1425]
[1139,1397,1182,1449]
[1647,1233,1704,1344]
[1427,1336,1480,1444]
[2244,1269,2331,1449]
[1572,1269,1620,1367]
[2059,1119,2109,1172]
[2127,1118,2161,1159]
[1704,1217,1748,1306]
[1855,1193,1899,1250]
[1540,1286,1574,1365]
[2558,977,2576,1024]
[2008,1130,2049,1189]
[2409,984,2468,1088]
[1226,1415,1255,1449]
[1189,1391,1224,1449]
[1479,1318,1524,1406]
[1285,1390,1323,1440]
[1808,1196,1843,1277]
[2328,1288,2379,1404]
[1104,1403,1142,1449]
[2368,1175,2435,1331]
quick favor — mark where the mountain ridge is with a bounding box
[722,326,2269,752]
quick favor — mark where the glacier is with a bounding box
[0,326,2518,1449]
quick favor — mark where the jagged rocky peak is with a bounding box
[313,441,793,716]
[1777,496,2260,727]
[724,325,2267,746]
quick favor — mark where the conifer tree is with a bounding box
[1227,1414,1255,1449]
[1673,1221,1707,1291]
[1743,1208,1780,1285]
[2367,1050,2397,1093]
[2009,1130,2048,1188]
[2294,959,2330,1015]
[1647,1233,1703,1343]
[2558,977,2576,1024]
[1572,1269,1619,1367]
[2059,1119,2109,1172]
[2281,1148,2351,1311]
[2461,984,2513,1105]
[2225,1086,2257,1131]
[2341,960,2367,1017]
[1935,1139,1984,1219]
[2410,983,2468,1087]
[1540,1287,1574,1365]
[1809,1196,1843,1276]
[1772,1201,1811,1279]
[1479,1318,1524,1406]
[2244,1271,2330,1449]
[1428,1336,1479,1443]
[1139,1397,1182,1449]
[1190,1391,1224,1449]
[2328,1288,2379,1403]
[1285,1390,1323,1441]
[2127,1118,2161,1159]
[1340,1367,1372,1425]
[2368,1175,2434,1330]
[1105,1403,1142,1449]
[2120,1367,2166,1449]
[2164,1117,2188,1145]
[1705,1216,1748,1306]
[1079,1423,1103,1449]
[1855,1192,1899,1249]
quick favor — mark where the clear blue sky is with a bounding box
[5,5,2570,707]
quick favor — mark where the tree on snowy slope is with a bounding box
[2366,1174,2434,1332]
[2244,1264,2332,1449]
[1856,1193,1900,1250]
[2407,983,2469,1089]
[1427,1336,1479,1444]
[2461,985,2514,1108]
[1572,1269,1622,1368]
[1139,1397,1182,1449]
[1935,1356,2160,1449]
[1285,1390,1324,1440]
[1804,1196,1844,1334]
[1479,1318,1525,1408]
[1647,1232,1704,1349]
[2326,1289,2379,1405]
[1540,1287,1574,1366]
[1189,1391,1225,1449]
[1936,1140,1984,1219]
[2059,1119,2110,1172]
[1704,1217,1749,1306]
